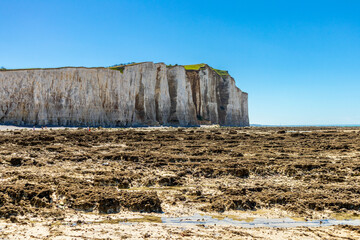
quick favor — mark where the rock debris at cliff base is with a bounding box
[1,127,360,239]
[0,62,249,127]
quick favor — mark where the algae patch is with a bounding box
[331,212,360,220]
[93,215,162,224]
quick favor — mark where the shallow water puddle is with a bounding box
[161,214,360,228]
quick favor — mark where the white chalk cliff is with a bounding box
[0,62,249,127]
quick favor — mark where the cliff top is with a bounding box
[0,62,230,77]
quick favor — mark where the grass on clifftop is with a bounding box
[109,66,125,73]
[211,68,229,76]
[183,64,229,76]
[183,64,206,70]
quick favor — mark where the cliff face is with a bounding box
[0,62,249,127]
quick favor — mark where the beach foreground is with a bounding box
[0,126,360,239]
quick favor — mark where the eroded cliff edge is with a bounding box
[0,62,249,127]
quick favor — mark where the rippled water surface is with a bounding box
[161,214,360,228]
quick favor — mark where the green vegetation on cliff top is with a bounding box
[183,63,229,76]
[108,66,125,73]
[183,63,206,70]
[212,68,229,76]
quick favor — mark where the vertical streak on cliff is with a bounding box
[242,92,249,126]
[200,67,220,124]
[155,66,161,124]
[135,73,145,125]
[154,64,171,125]
[216,72,230,125]
[186,70,201,121]
[167,68,179,124]
[167,66,197,126]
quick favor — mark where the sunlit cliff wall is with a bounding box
[0,62,249,127]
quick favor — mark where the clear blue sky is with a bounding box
[1,0,359,125]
